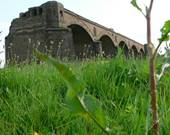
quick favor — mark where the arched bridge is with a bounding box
[6,1,145,62]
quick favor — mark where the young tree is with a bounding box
[131,0,170,135]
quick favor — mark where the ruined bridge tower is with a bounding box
[6,1,75,62]
[5,1,145,62]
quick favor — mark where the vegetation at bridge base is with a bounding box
[0,55,170,134]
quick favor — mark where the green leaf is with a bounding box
[34,50,110,134]
[159,20,170,42]
[131,0,142,11]
[83,95,107,129]
[65,92,109,133]
[34,50,85,94]
[65,88,85,114]
[65,93,109,133]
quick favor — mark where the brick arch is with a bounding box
[119,41,129,58]
[97,32,114,42]
[99,35,117,57]
[130,45,138,58]
[66,22,95,41]
[139,48,145,58]
[116,36,129,48]
[68,24,96,59]
[139,47,145,53]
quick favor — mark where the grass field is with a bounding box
[0,56,170,135]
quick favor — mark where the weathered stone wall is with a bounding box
[5,1,73,62]
[5,1,145,63]
[45,28,75,59]
[6,29,46,62]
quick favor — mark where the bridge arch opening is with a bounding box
[68,24,95,59]
[131,46,138,58]
[139,49,145,58]
[100,35,117,57]
[119,41,129,58]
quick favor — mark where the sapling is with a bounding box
[131,0,170,135]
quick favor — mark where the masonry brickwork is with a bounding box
[5,1,146,62]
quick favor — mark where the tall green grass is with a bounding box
[0,56,170,135]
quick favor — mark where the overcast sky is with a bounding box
[0,0,170,67]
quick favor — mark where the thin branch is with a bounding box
[140,10,146,18]
[152,41,163,60]
[149,0,154,13]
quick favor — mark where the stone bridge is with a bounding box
[5,1,145,62]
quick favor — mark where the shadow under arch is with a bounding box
[119,41,129,58]
[68,24,95,59]
[99,35,117,57]
[139,48,145,58]
[131,45,138,58]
